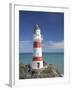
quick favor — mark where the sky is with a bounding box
[19,10,64,53]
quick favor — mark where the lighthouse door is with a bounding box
[37,63,40,69]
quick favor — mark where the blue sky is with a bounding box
[19,10,64,53]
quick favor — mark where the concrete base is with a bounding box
[32,61,43,69]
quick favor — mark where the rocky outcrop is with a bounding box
[19,63,63,79]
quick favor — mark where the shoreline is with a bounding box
[19,63,63,79]
[19,53,64,75]
[19,62,64,74]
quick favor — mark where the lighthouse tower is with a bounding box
[32,24,43,70]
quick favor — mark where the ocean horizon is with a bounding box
[19,52,64,74]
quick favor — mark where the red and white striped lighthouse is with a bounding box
[32,24,43,69]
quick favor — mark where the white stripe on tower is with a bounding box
[33,48,42,57]
[32,24,43,69]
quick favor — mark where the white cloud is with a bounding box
[47,40,64,49]
[19,40,64,53]
[42,40,64,52]
[19,40,33,53]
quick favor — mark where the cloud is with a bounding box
[19,40,64,53]
[19,40,33,53]
[42,40,64,52]
[47,40,64,49]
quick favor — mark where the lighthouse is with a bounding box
[32,24,43,70]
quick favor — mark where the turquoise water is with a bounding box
[19,53,64,74]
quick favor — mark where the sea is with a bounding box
[19,53,64,75]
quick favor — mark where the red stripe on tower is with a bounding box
[33,41,41,48]
[33,57,42,61]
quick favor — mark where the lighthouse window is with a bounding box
[37,63,40,68]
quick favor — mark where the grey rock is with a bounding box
[19,63,63,79]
